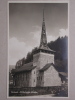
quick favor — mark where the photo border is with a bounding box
[1,0,75,100]
[7,0,69,99]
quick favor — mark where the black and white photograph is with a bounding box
[9,2,68,97]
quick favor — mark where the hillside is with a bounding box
[13,36,68,73]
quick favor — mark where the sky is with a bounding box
[9,3,68,65]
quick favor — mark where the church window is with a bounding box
[34,79,35,82]
[18,75,19,79]
[22,74,23,80]
[23,73,24,81]
[39,76,40,80]
[26,73,27,80]
[34,71,35,74]
[17,75,19,79]
[41,76,42,80]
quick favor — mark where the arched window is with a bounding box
[41,76,42,80]
[34,71,35,74]
[34,79,35,82]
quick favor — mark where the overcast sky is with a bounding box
[9,3,68,65]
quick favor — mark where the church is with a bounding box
[12,10,61,87]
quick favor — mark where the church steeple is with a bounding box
[40,9,48,49]
[38,9,55,54]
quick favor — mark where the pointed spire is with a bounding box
[40,9,48,48]
[35,8,56,54]
[37,8,56,54]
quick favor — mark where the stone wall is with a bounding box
[39,72,44,87]
[30,68,37,87]
[44,65,61,86]
[33,52,54,70]
[33,52,54,87]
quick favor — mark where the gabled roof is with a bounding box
[40,63,54,71]
[40,63,68,77]
[12,62,36,73]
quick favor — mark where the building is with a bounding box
[9,72,13,85]
[12,10,61,87]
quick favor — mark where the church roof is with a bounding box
[40,63,68,77]
[39,45,56,52]
[12,62,36,73]
[40,63,54,71]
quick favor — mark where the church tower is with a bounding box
[33,9,55,70]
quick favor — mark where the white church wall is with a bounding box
[33,52,55,87]
[30,68,37,87]
[39,52,54,69]
[33,52,54,70]
[44,65,61,86]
